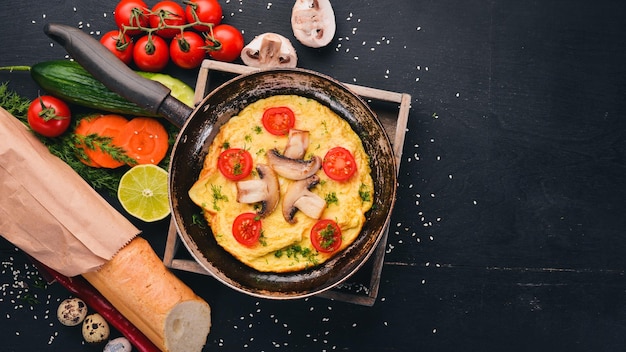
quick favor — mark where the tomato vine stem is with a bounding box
[120,4,223,53]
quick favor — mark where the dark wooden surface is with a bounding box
[2,1,626,351]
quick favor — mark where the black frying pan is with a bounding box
[45,23,397,299]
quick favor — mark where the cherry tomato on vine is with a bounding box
[185,0,223,32]
[310,219,342,253]
[170,31,206,69]
[322,146,357,181]
[232,212,262,246]
[133,34,170,72]
[149,1,187,39]
[206,24,244,62]
[100,30,134,65]
[27,96,71,138]
[114,0,150,36]
[262,106,295,136]
[217,148,253,181]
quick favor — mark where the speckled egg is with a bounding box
[104,337,132,352]
[56,297,88,326]
[82,313,110,343]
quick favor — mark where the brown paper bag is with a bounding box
[0,107,140,277]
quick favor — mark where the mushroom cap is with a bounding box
[282,174,325,223]
[291,0,336,48]
[283,129,310,159]
[267,148,321,180]
[241,32,298,68]
[235,164,280,218]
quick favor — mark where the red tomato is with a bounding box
[261,106,295,136]
[322,147,357,181]
[149,1,187,39]
[114,0,150,36]
[310,219,342,253]
[170,31,206,69]
[217,148,253,181]
[27,96,71,137]
[232,212,262,246]
[185,0,223,32]
[206,24,244,62]
[133,34,170,72]
[100,30,134,65]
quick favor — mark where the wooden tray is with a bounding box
[162,60,411,306]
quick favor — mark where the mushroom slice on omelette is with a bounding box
[188,95,374,272]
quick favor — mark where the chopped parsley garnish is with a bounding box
[359,183,371,203]
[191,213,207,229]
[325,192,338,205]
[319,224,338,249]
[274,245,318,265]
[259,231,267,246]
[211,184,228,211]
[232,162,243,176]
[321,120,329,134]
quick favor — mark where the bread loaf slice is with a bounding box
[82,237,211,352]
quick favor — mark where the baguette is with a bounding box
[82,237,211,352]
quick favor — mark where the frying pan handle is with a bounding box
[43,23,191,128]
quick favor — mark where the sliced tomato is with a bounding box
[310,219,342,253]
[322,146,357,181]
[261,107,295,136]
[217,148,253,181]
[232,212,262,246]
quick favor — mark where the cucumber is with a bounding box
[30,60,195,117]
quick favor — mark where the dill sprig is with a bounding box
[77,133,137,165]
[0,82,30,119]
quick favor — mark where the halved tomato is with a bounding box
[261,106,295,136]
[217,148,253,181]
[322,146,357,181]
[232,212,262,246]
[310,219,342,253]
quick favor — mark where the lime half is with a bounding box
[118,164,170,222]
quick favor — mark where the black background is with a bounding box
[1,1,625,351]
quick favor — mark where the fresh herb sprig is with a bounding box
[0,82,30,119]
